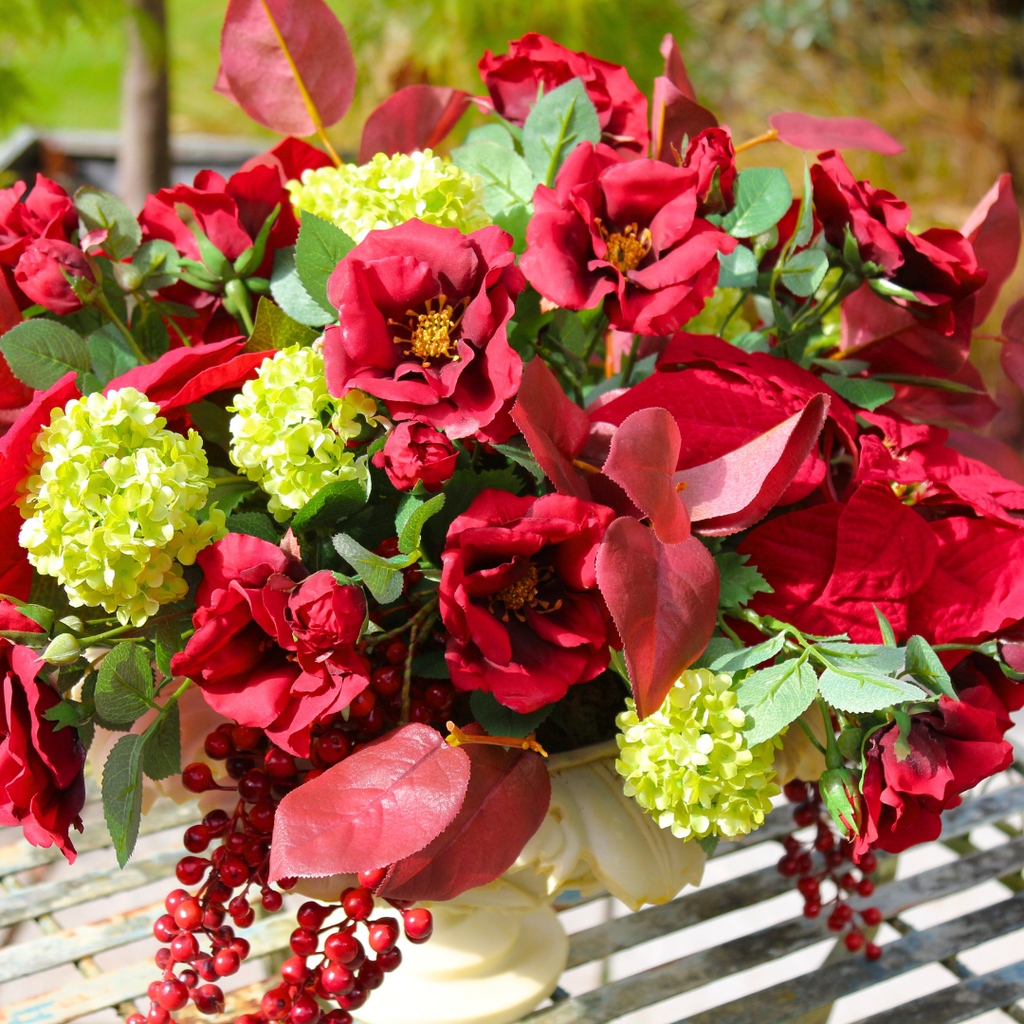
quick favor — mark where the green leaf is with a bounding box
[715,551,773,611]
[793,161,815,249]
[697,834,719,858]
[493,437,545,482]
[710,633,787,673]
[131,239,180,290]
[143,702,181,781]
[779,249,829,297]
[226,512,278,544]
[292,478,368,533]
[904,635,956,699]
[464,123,518,148]
[75,185,141,261]
[493,203,531,254]
[95,643,155,724]
[77,371,103,395]
[717,247,759,289]
[816,664,925,714]
[522,78,601,187]
[398,493,446,555]
[102,733,144,867]
[270,247,334,328]
[332,534,409,605]
[470,690,553,739]
[451,141,535,215]
[89,324,137,386]
[154,617,186,680]
[248,296,318,352]
[411,649,450,679]
[869,277,920,302]
[735,656,818,746]
[824,374,895,411]
[186,401,233,452]
[873,605,897,647]
[422,467,524,555]
[692,635,739,671]
[731,331,771,353]
[43,698,92,731]
[721,168,793,239]
[295,213,356,314]
[0,628,49,647]
[0,319,90,390]
[814,642,906,676]
[870,372,987,395]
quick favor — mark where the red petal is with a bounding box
[596,518,718,719]
[962,174,1021,325]
[220,0,355,136]
[358,86,471,164]
[768,112,904,155]
[269,723,470,879]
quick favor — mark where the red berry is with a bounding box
[834,902,853,923]
[857,878,875,898]
[349,689,376,718]
[148,981,162,1002]
[325,931,363,965]
[238,769,272,803]
[196,957,218,982]
[183,824,209,853]
[153,914,177,942]
[262,986,292,1020]
[385,641,407,665]
[814,830,836,853]
[408,699,432,724]
[777,855,798,877]
[784,780,808,803]
[173,898,203,931]
[792,802,817,828]
[154,948,171,970]
[290,927,319,956]
[147,1002,170,1024]
[370,665,402,697]
[377,947,402,972]
[182,763,215,793]
[322,962,355,995]
[343,887,375,922]
[164,888,189,912]
[262,888,284,912]
[238,1017,263,1024]
[128,1014,146,1024]
[865,942,882,961]
[297,901,329,930]
[204,904,225,930]
[858,851,878,874]
[289,994,321,1024]
[194,984,225,1015]
[861,906,883,927]
[797,877,820,899]
[423,682,453,712]
[403,907,433,943]
[336,983,368,1011]
[234,906,256,928]
[359,960,385,990]
[782,835,802,855]
[170,932,199,961]
[825,849,845,869]
[323,1013,353,1024]
[803,900,821,918]
[265,747,298,778]
[826,911,845,932]
[795,851,814,876]
[231,936,251,960]
[281,955,310,984]
[249,800,276,834]
[214,948,240,976]
[220,854,250,887]
[315,729,352,766]
[207,879,233,903]
[204,731,233,760]
[844,930,865,952]
[368,919,399,953]
[357,867,388,890]
[232,725,263,751]
[376,537,400,558]
[157,979,189,1012]
[358,705,386,736]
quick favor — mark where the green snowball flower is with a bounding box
[286,149,491,241]
[18,387,226,627]
[615,668,782,840]
[229,344,377,521]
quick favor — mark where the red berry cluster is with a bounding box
[778,780,883,960]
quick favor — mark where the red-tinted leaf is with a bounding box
[962,174,1021,325]
[768,112,904,156]
[651,76,718,165]
[659,34,697,100]
[510,358,592,500]
[680,395,830,536]
[358,86,472,164]
[269,723,470,880]
[376,741,551,903]
[946,429,1024,487]
[601,407,690,544]
[220,0,355,136]
[1001,297,1024,392]
[596,518,719,719]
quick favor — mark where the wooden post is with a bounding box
[118,0,170,212]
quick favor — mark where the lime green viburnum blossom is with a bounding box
[18,388,226,627]
[615,669,782,840]
[229,344,377,521]
[286,149,491,242]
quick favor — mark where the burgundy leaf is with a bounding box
[768,112,904,156]
[680,394,830,536]
[376,741,551,903]
[220,0,355,136]
[596,518,719,719]
[510,358,592,500]
[659,34,697,100]
[358,86,472,164]
[651,76,718,165]
[1001,297,1024,392]
[601,407,691,544]
[961,174,1021,325]
[268,723,470,880]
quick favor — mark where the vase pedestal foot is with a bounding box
[356,904,569,1024]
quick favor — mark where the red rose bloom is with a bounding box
[172,535,369,757]
[0,603,86,862]
[519,143,737,336]
[0,175,78,274]
[682,128,737,215]
[14,239,93,315]
[478,33,649,158]
[440,490,617,713]
[372,422,458,492]
[323,219,525,440]
[856,684,1013,857]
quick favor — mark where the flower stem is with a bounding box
[446,721,548,757]
[734,128,779,153]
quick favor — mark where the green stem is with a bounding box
[795,715,828,757]
[816,694,844,770]
[718,289,751,336]
[93,292,150,365]
[717,613,744,649]
[619,333,642,388]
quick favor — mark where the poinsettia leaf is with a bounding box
[715,551,773,610]
[360,85,471,163]
[376,740,550,903]
[710,633,787,672]
[522,78,601,187]
[596,519,719,719]
[768,112,904,155]
[904,634,956,699]
[269,723,471,878]
[721,168,793,239]
[469,691,553,739]
[270,248,334,328]
[735,655,818,746]
[219,0,356,136]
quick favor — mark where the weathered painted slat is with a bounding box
[672,893,1024,1024]
[849,960,1024,1024]
[524,837,1024,1023]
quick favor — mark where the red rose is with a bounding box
[478,33,649,158]
[0,603,85,862]
[0,175,77,271]
[172,535,369,757]
[519,143,737,336]
[439,490,617,713]
[856,684,1013,857]
[682,128,737,215]
[14,239,93,315]
[323,219,525,439]
[372,422,458,492]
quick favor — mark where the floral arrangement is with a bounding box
[0,0,1023,1021]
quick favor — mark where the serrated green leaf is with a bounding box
[226,512,278,544]
[470,690,553,738]
[43,698,92,731]
[721,168,793,239]
[295,213,356,314]
[692,635,739,671]
[716,551,773,611]
[411,649,450,679]
[451,141,535,215]
[89,324,137,386]
[0,319,90,390]
[731,331,771,353]
[102,733,144,867]
[154,616,187,680]
[247,296,318,353]
[779,249,829,297]
[522,78,601,187]
[95,643,155,724]
[493,437,545,482]
[735,656,818,745]
[75,185,141,261]
[464,123,517,148]
[717,247,759,289]
[270,247,334,328]
[131,239,180,290]
[814,642,906,676]
[143,702,181,781]
[904,635,956,699]
[710,633,787,672]
[11,602,53,631]
[332,534,408,605]
[873,605,897,647]
[816,665,925,714]
[398,493,446,555]
[292,478,368,533]
[823,375,896,411]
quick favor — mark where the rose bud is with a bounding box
[819,767,864,839]
[14,239,94,315]
[372,422,458,493]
